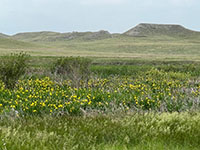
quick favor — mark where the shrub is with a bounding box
[142,68,190,81]
[51,57,92,88]
[0,52,30,89]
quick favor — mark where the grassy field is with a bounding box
[1,28,200,149]
[1,35,200,61]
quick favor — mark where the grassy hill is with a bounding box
[0,36,49,56]
[0,33,10,38]
[12,30,112,42]
[0,37,39,49]
[124,23,200,38]
[0,23,200,61]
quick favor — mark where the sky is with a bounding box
[0,0,200,35]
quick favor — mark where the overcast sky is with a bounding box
[0,0,200,35]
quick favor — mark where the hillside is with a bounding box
[1,23,200,60]
[12,30,112,42]
[124,23,200,37]
[0,33,9,38]
[10,24,200,43]
[0,37,41,49]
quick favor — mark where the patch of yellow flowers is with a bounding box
[0,70,199,115]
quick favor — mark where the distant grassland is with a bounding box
[1,31,200,79]
[1,35,200,61]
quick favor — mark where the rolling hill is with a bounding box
[124,23,200,37]
[0,34,45,56]
[0,23,200,60]
[9,23,200,44]
[0,37,39,49]
[12,30,112,42]
[0,33,10,38]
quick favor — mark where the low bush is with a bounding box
[0,52,30,89]
[51,57,92,88]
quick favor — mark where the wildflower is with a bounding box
[58,104,63,108]
[31,103,34,107]
[10,105,16,108]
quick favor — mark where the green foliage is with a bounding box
[0,52,30,89]
[142,68,190,81]
[91,65,151,77]
[51,57,92,87]
[157,64,200,77]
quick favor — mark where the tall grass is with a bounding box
[0,112,200,150]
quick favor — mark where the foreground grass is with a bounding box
[0,112,200,150]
